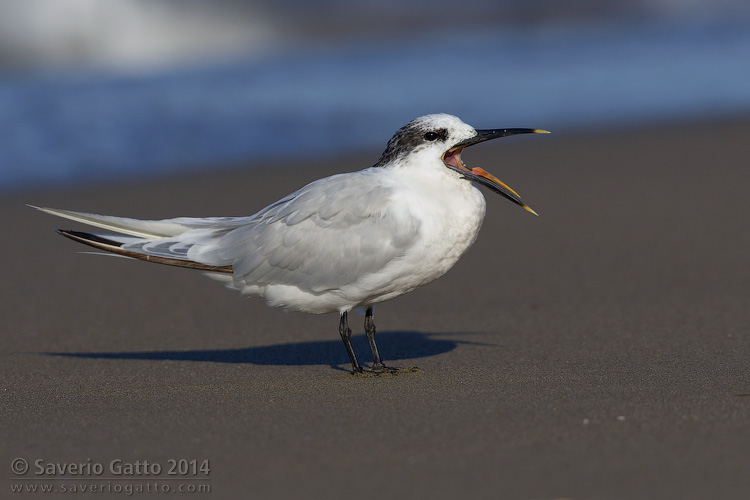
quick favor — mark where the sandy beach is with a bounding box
[2,117,749,499]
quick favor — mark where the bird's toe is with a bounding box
[350,365,423,377]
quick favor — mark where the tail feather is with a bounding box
[29,205,189,239]
[58,230,233,273]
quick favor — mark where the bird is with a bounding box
[32,113,547,375]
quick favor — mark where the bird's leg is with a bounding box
[364,306,386,371]
[362,306,423,376]
[339,311,363,374]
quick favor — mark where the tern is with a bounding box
[32,114,547,374]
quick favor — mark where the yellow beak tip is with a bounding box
[533,129,551,134]
[523,205,539,216]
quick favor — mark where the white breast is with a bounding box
[335,164,487,309]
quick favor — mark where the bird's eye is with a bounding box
[424,131,439,141]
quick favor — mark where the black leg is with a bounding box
[364,306,386,371]
[339,311,363,373]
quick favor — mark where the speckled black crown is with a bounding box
[374,118,449,167]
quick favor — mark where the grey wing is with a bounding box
[191,170,421,293]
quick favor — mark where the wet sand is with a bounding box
[2,117,749,499]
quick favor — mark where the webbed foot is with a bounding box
[351,365,423,377]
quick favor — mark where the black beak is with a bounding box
[454,128,548,148]
[441,128,549,215]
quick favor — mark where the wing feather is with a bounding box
[36,168,422,299]
[193,169,421,293]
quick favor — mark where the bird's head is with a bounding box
[376,113,548,215]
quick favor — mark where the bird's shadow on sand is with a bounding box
[44,331,494,372]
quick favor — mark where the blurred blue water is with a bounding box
[1,17,749,192]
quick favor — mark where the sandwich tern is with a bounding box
[33,113,547,374]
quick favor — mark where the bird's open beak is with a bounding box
[441,128,549,216]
